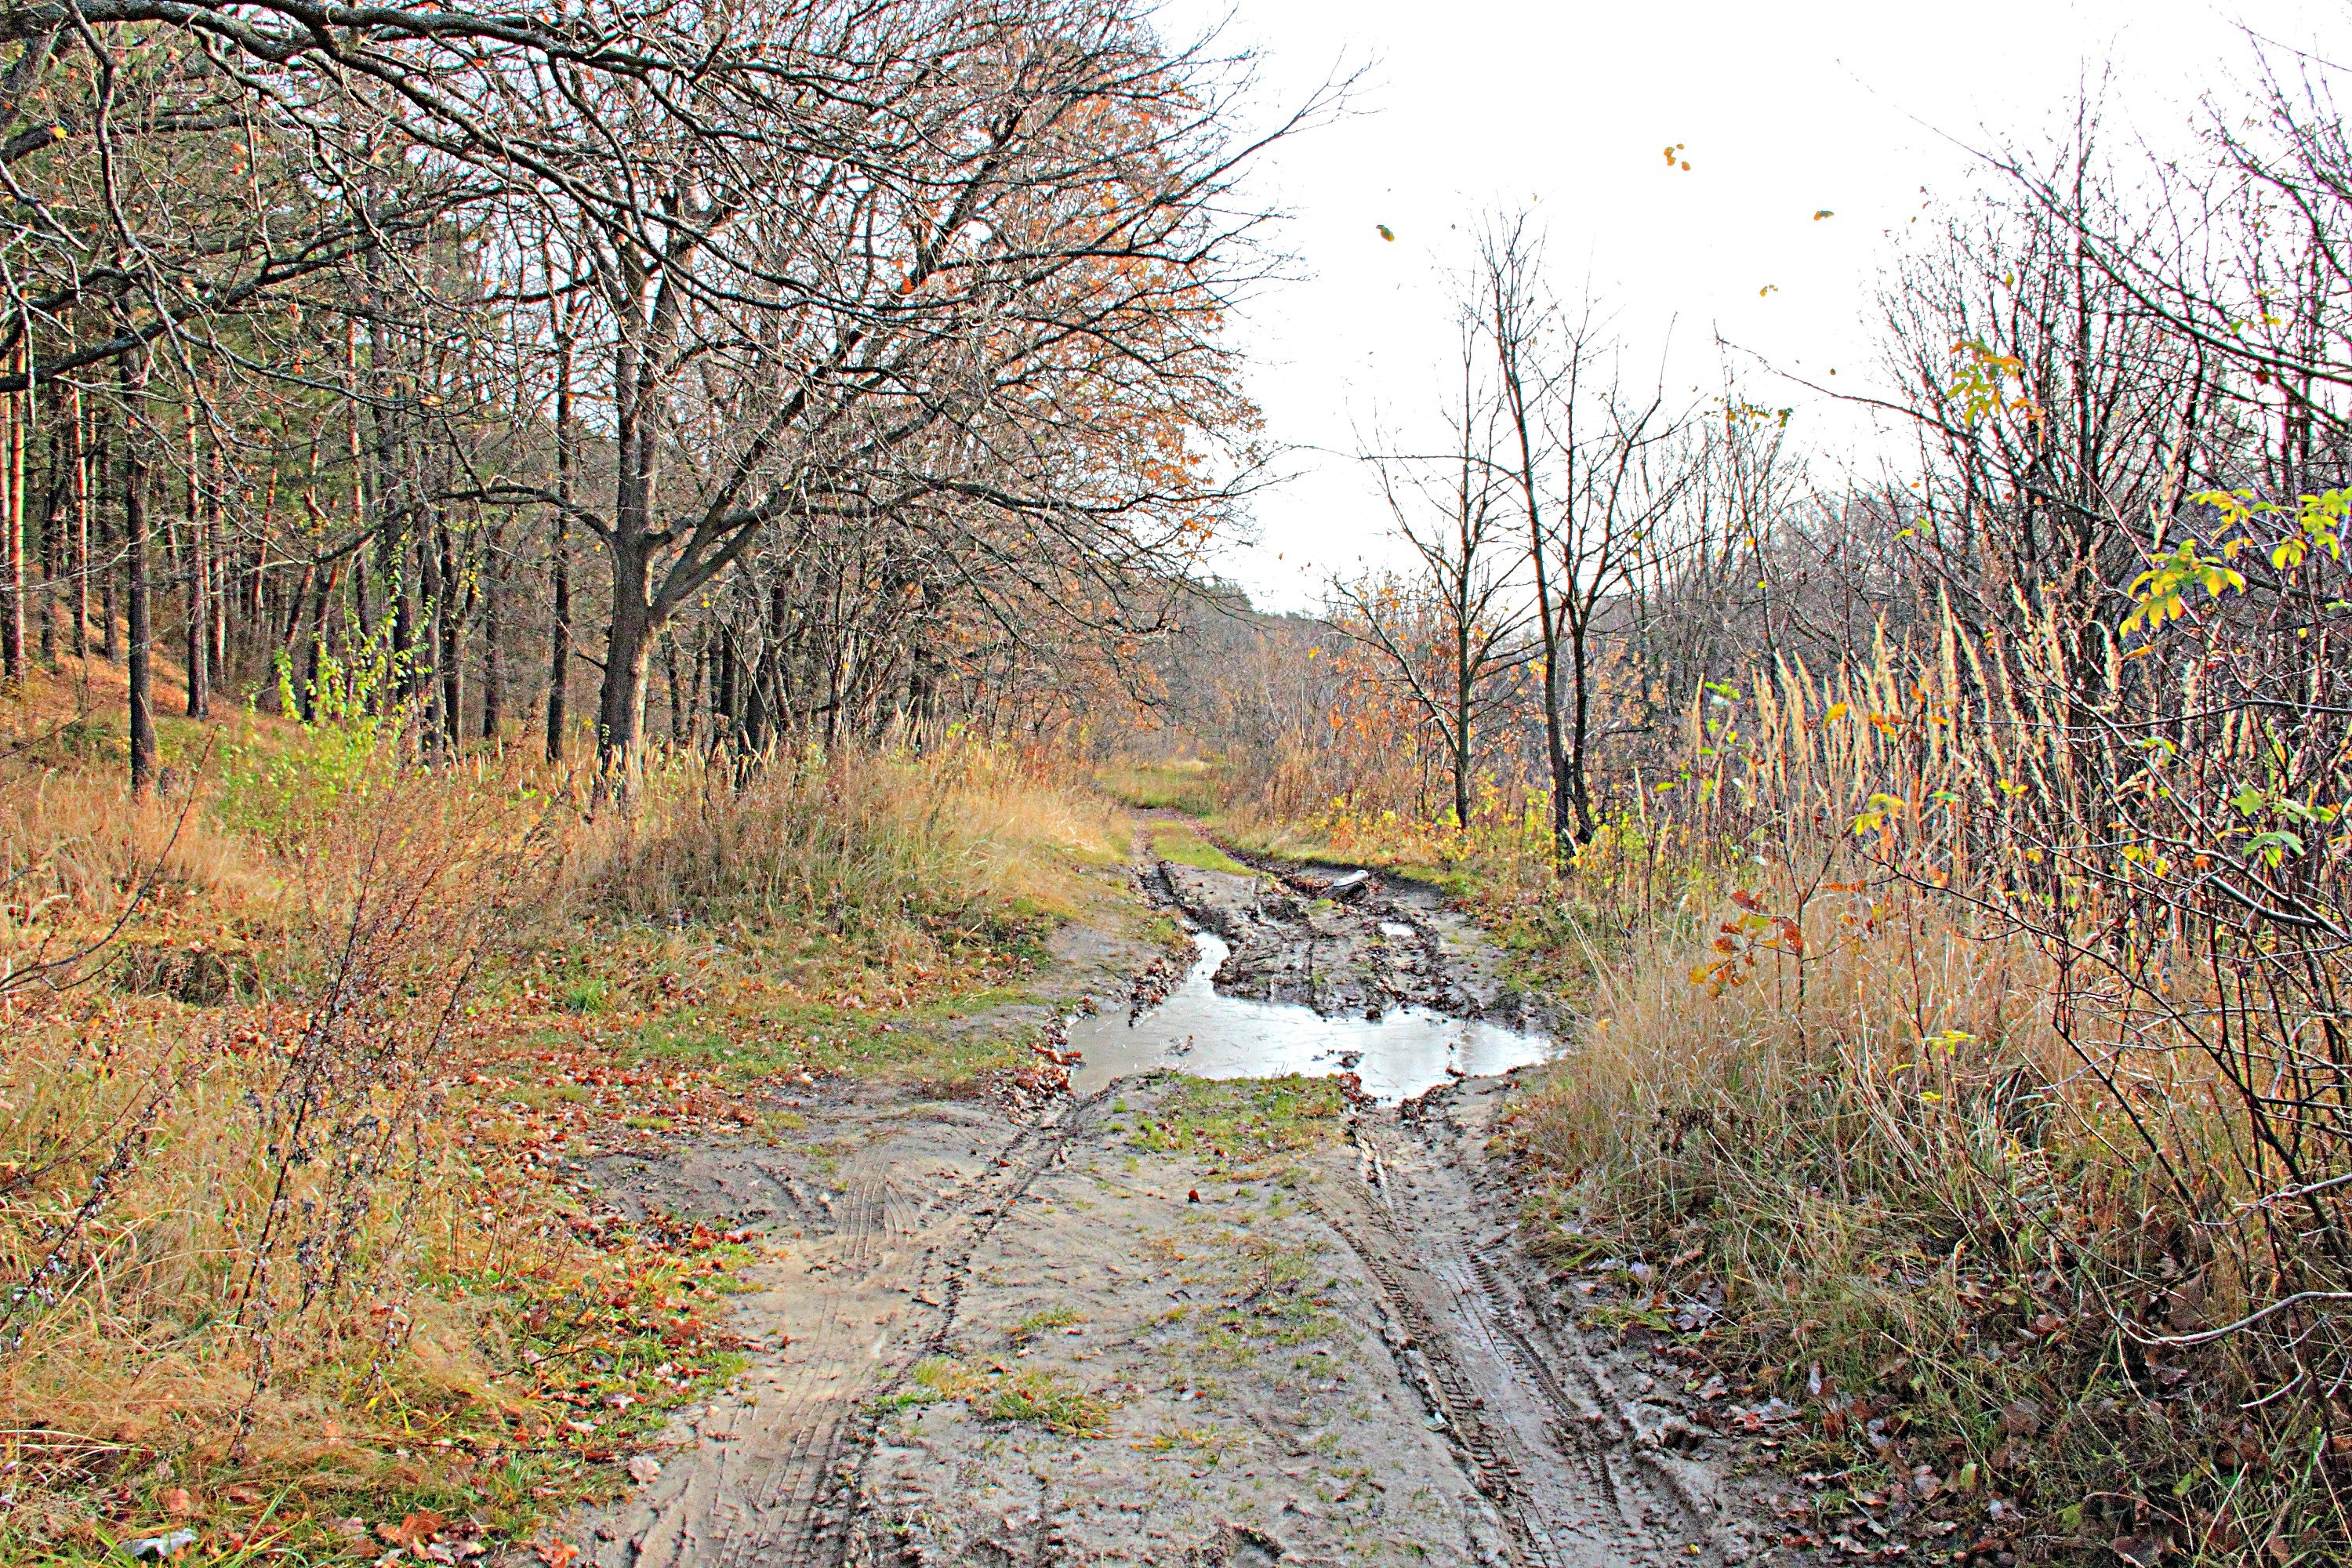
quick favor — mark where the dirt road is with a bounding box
[562,859,1765,1567]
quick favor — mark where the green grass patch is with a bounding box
[1008,1304,1083,1342]
[1145,820,1253,877]
[876,1357,1114,1436]
[1095,758,1224,817]
[1127,1076,1349,1164]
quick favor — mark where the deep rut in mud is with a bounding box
[559,856,1763,1568]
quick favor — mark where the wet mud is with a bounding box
[1152,862,1538,1029]
[554,843,1774,1568]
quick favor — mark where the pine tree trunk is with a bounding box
[98,404,116,662]
[38,414,56,666]
[122,354,155,796]
[1,347,23,685]
[546,333,574,764]
[184,409,209,719]
[67,385,87,661]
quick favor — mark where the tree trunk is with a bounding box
[482,549,503,741]
[436,521,463,750]
[594,328,662,790]
[546,332,574,763]
[595,551,655,791]
[96,410,116,662]
[1449,611,1468,832]
[123,355,155,797]
[303,563,336,720]
[547,516,569,760]
[1566,612,1595,843]
[184,412,209,718]
[37,416,56,666]
[1,347,22,685]
[665,633,686,742]
[67,385,86,661]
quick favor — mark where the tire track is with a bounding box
[611,1091,1120,1568]
[1308,1112,1711,1568]
[580,1096,1102,1568]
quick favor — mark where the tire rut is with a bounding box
[584,1089,1125,1568]
[574,1101,1061,1567]
[1306,1107,1717,1568]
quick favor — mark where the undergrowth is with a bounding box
[0,668,1127,1563]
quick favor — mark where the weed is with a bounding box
[881,1358,1112,1436]
[1095,758,1224,817]
[1008,1305,1083,1343]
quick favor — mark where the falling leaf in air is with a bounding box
[1662,142,1690,171]
[1375,223,1395,241]
[1759,284,1779,298]
[1813,209,1835,220]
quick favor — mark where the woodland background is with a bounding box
[0,2,2347,1564]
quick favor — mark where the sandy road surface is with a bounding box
[561,863,1765,1567]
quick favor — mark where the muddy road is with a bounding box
[559,856,1768,1567]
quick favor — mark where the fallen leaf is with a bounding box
[161,1487,197,1516]
[537,1540,582,1568]
[627,1454,664,1484]
[379,1512,448,1550]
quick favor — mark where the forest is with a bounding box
[0,2,2347,1566]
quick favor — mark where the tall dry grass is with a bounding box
[0,713,561,1533]
[0,681,1127,1554]
[1506,605,2350,1562]
[575,738,1126,943]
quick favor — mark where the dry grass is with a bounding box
[577,739,1126,942]
[1505,872,2328,1560]
[1266,617,2350,1561]
[0,674,1129,1561]
[1483,631,2352,1563]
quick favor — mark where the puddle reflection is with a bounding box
[1067,932,1555,1103]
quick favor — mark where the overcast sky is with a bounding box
[1159,0,2344,612]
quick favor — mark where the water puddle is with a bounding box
[1067,933,1556,1103]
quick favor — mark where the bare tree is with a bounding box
[1336,318,1530,829]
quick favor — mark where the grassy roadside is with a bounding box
[1,670,1140,1566]
[1200,768,2346,1563]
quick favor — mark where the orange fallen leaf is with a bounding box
[379,1512,448,1549]
[161,1486,197,1515]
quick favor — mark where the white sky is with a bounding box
[1163,0,2347,612]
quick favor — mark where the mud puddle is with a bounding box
[1067,931,1555,1101]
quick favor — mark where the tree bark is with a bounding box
[96,408,116,662]
[436,519,463,750]
[183,409,209,719]
[1,346,22,685]
[596,550,655,788]
[594,319,663,791]
[546,328,574,763]
[37,412,56,666]
[122,354,155,797]
[302,562,336,721]
[67,384,86,661]
[481,544,503,740]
